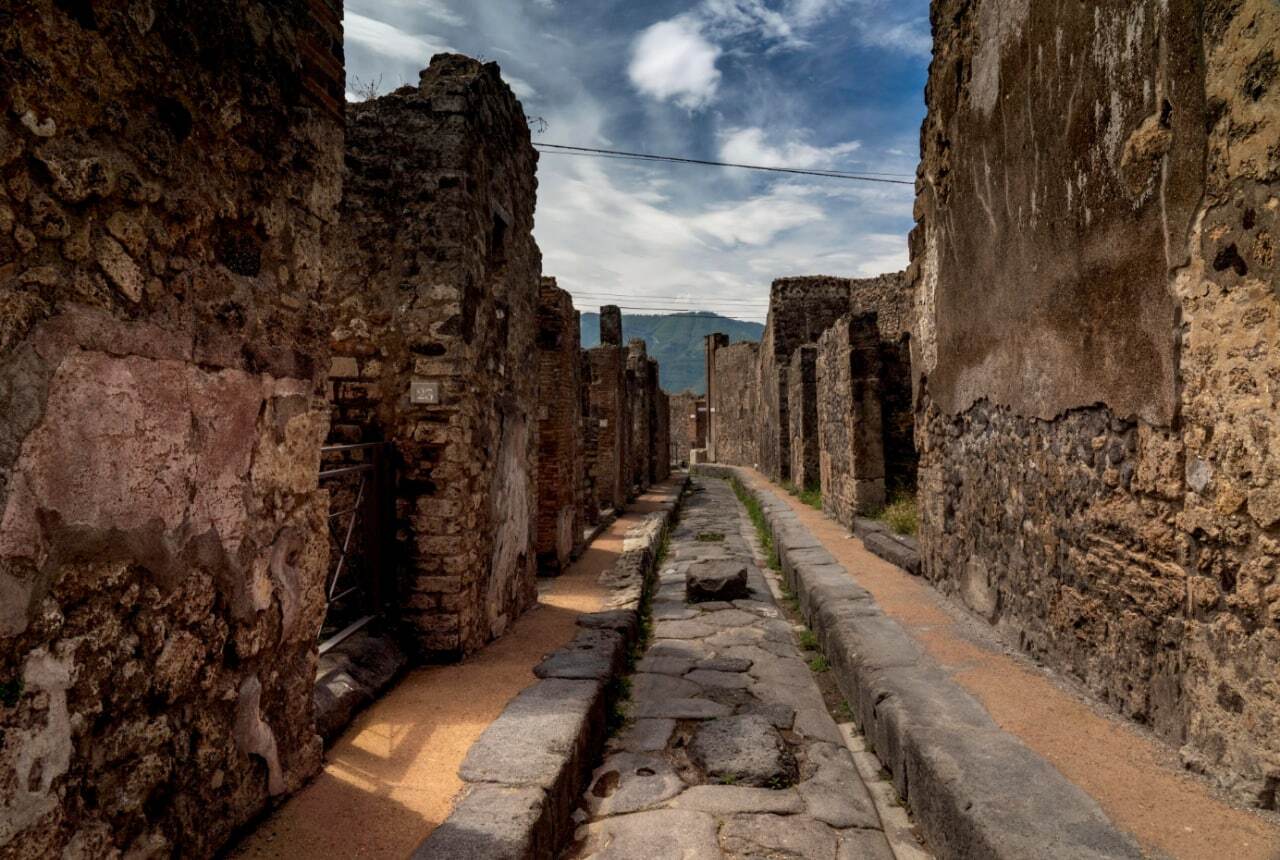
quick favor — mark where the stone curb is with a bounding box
[852,517,921,575]
[412,478,687,859]
[693,465,1142,860]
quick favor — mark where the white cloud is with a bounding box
[344,12,452,64]
[693,195,825,245]
[504,74,537,100]
[858,19,932,58]
[628,17,723,110]
[719,127,861,169]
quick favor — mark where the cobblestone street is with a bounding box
[565,478,924,859]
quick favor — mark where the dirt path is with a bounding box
[738,468,1280,860]
[231,481,683,860]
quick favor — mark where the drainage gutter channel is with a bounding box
[413,477,687,859]
[694,465,1142,860]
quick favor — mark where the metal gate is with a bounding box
[317,441,393,654]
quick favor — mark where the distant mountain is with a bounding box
[580,311,763,395]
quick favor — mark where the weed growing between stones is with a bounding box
[782,480,823,511]
[808,655,830,673]
[798,629,819,651]
[730,477,783,572]
[605,676,633,736]
[695,531,725,542]
[874,491,917,536]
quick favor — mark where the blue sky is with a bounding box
[343,0,930,322]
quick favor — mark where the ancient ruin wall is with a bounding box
[653,385,671,483]
[579,348,600,527]
[758,277,853,482]
[330,55,539,658]
[669,391,705,466]
[534,278,583,572]
[787,346,820,491]
[0,2,344,855]
[817,315,886,527]
[588,344,627,511]
[704,333,729,461]
[709,341,761,468]
[913,0,1280,805]
[627,340,651,494]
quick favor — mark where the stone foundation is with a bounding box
[913,0,1280,805]
[329,54,539,659]
[0,1,344,855]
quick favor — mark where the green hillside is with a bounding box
[580,311,763,395]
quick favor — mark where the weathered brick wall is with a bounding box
[588,345,626,511]
[817,315,885,527]
[758,277,852,482]
[787,346,819,491]
[579,348,599,527]
[704,333,729,461]
[653,385,671,482]
[669,391,705,466]
[534,277,582,573]
[330,54,539,659]
[913,0,1280,805]
[627,340,651,495]
[0,2,344,855]
[708,340,761,468]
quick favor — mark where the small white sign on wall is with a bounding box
[410,380,440,405]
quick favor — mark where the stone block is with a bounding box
[686,559,750,602]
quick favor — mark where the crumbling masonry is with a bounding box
[535,277,584,573]
[912,0,1280,805]
[0,1,344,855]
[329,54,540,659]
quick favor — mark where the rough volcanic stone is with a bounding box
[534,629,624,681]
[617,719,676,753]
[684,669,751,690]
[736,701,797,730]
[689,715,797,787]
[654,619,717,640]
[585,752,686,817]
[670,785,804,815]
[697,656,753,673]
[698,609,760,628]
[633,672,702,701]
[574,809,721,860]
[720,813,839,859]
[411,784,549,860]
[797,743,879,829]
[837,829,896,860]
[635,698,732,720]
[686,560,750,602]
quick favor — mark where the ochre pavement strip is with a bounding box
[232,480,682,859]
[740,468,1280,860]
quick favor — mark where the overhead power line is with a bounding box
[534,143,915,185]
[572,294,768,307]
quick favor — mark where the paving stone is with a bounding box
[797,743,879,829]
[699,608,760,628]
[692,600,736,612]
[652,603,698,621]
[720,813,839,859]
[635,655,697,677]
[616,719,675,753]
[684,668,752,690]
[686,559,750,601]
[574,809,721,860]
[735,701,796,730]
[697,656,753,673]
[633,672,703,701]
[732,599,780,617]
[690,715,797,787]
[635,698,732,720]
[669,784,804,815]
[837,828,896,860]
[654,619,717,640]
[794,707,846,745]
[576,610,640,644]
[585,752,686,817]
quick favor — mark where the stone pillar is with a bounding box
[534,277,583,574]
[0,2,344,855]
[600,304,622,346]
[579,348,599,528]
[330,54,540,659]
[817,314,885,526]
[704,333,728,461]
[709,341,761,468]
[787,345,819,491]
[627,340,651,494]
[588,344,627,511]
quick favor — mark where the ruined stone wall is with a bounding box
[669,391,704,466]
[627,340,651,495]
[588,344,627,512]
[0,1,344,855]
[704,333,729,461]
[913,0,1280,805]
[709,341,760,468]
[534,277,582,573]
[330,54,539,659]
[653,385,671,483]
[787,346,819,491]
[580,349,599,527]
[817,315,885,528]
[758,277,853,482]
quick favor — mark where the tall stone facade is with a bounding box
[588,307,628,511]
[912,0,1280,805]
[707,340,760,468]
[0,2,344,856]
[817,315,886,526]
[534,277,583,573]
[579,349,600,526]
[652,381,671,483]
[329,55,539,659]
[787,346,820,491]
[669,391,706,466]
[758,277,853,482]
[704,333,729,462]
[626,340,652,495]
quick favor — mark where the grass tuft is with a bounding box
[695,531,725,542]
[797,629,819,651]
[807,655,830,673]
[875,491,918,536]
